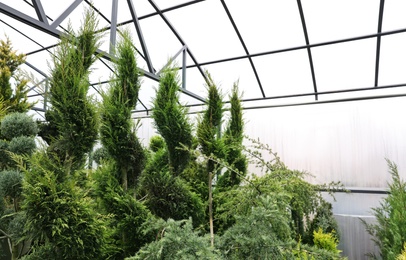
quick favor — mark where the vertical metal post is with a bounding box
[182,46,187,89]
[110,0,119,55]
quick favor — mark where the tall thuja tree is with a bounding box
[152,64,193,175]
[21,8,105,259]
[140,65,204,226]
[42,9,101,169]
[0,38,33,114]
[216,82,246,189]
[196,71,225,246]
[100,30,145,191]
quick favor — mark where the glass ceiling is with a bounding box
[1,0,406,118]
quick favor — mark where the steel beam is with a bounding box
[50,0,84,29]
[374,0,385,87]
[148,0,208,84]
[297,0,318,100]
[220,0,265,98]
[127,0,155,73]
[110,0,119,54]
[32,0,48,25]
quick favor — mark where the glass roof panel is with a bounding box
[379,33,406,86]
[252,49,314,97]
[302,0,379,43]
[312,38,376,92]
[164,0,245,63]
[226,1,305,53]
[382,0,406,31]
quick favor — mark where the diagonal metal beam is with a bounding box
[374,0,385,87]
[50,0,83,29]
[110,0,118,54]
[297,0,318,100]
[127,0,155,73]
[220,0,265,98]
[148,0,208,84]
[32,0,48,25]
[0,3,60,37]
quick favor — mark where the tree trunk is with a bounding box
[209,172,214,247]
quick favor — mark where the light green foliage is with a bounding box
[127,218,222,260]
[44,8,101,168]
[100,30,145,189]
[0,37,33,113]
[149,135,165,152]
[0,112,38,140]
[363,159,406,260]
[152,64,193,175]
[22,151,105,259]
[313,228,340,254]
[397,243,406,260]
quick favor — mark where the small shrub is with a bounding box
[313,228,340,254]
[8,136,36,156]
[0,112,38,140]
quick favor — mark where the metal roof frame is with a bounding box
[1,0,405,115]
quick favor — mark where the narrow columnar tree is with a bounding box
[100,30,145,190]
[151,65,193,176]
[22,9,106,259]
[196,71,225,246]
[43,9,101,170]
[216,82,247,189]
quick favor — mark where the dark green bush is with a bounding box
[8,136,36,156]
[0,170,23,200]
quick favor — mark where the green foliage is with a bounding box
[8,136,36,156]
[149,135,165,152]
[138,159,205,227]
[363,159,406,260]
[100,30,145,189]
[197,72,225,170]
[313,228,340,254]
[127,218,221,260]
[397,243,406,260]
[92,161,154,259]
[0,112,38,140]
[92,146,109,165]
[0,170,23,201]
[218,195,292,259]
[44,7,101,168]
[22,151,105,260]
[217,82,247,189]
[0,37,33,113]
[152,64,193,175]
[305,201,339,245]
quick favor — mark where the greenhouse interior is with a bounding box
[1,0,406,259]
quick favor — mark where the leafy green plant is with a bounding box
[0,112,38,140]
[397,243,406,260]
[363,159,406,260]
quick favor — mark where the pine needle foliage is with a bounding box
[152,64,193,175]
[0,37,33,113]
[363,159,406,260]
[45,8,101,168]
[100,30,145,190]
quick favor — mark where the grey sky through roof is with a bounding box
[2,0,406,117]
